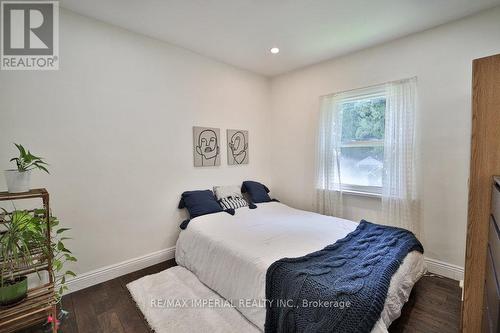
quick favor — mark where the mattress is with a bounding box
[175,202,426,332]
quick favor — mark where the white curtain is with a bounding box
[382,77,419,234]
[315,95,343,217]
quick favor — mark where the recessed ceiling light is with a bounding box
[270,47,280,54]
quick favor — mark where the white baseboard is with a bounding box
[66,246,176,294]
[424,257,464,281]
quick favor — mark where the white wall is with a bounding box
[0,10,271,275]
[2,6,499,281]
[269,8,500,268]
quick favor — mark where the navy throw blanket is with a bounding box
[265,220,423,333]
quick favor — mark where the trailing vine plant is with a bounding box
[35,209,77,301]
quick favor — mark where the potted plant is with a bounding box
[0,208,76,309]
[4,144,49,193]
[0,209,45,306]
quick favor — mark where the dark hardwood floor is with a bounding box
[20,260,461,333]
[388,274,462,333]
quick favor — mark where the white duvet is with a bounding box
[175,202,426,332]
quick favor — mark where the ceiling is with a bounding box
[60,0,500,76]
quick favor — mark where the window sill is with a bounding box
[342,189,382,199]
[316,187,382,198]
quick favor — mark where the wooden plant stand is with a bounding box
[0,189,57,333]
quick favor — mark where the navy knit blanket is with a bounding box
[265,220,423,333]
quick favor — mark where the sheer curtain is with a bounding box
[315,95,343,217]
[315,78,419,232]
[382,77,419,234]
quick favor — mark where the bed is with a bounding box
[175,202,426,332]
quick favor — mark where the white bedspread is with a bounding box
[175,202,426,332]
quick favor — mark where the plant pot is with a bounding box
[0,276,28,306]
[4,170,31,193]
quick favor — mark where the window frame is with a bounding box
[337,88,386,196]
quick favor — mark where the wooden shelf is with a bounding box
[0,188,48,202]
[0,252,49,279]
[0,188,57,333]
[0,283,56,333]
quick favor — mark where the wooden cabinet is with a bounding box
[483,180,500,333]
[464,54,500,333]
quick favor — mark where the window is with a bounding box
[317,78,417,220]
[338,88,386,195]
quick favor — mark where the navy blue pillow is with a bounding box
[178,190,223,219]
[241,181,271,203]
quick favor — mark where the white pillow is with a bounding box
[213,185,243,200]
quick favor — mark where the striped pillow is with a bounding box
[218,196,248,210]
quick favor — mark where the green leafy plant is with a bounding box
[0,208,76,303]
[10,143,49,173]
[0,209,45,288]
[42,211,77,301]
